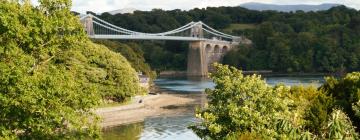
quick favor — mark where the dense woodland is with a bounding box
[91,6,360,74]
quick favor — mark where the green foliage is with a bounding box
[304,92,335,134]
[0,55,101,138]
[354,101,360,118]
[93,40,156,79]
[190,64,306,139]
[222,45,252,70]
[288,85,321,127]
[0,0,142,139]
[322,109,359,139]
[60,42,143,102]
[0,0,100,138]
[191,64,360,139]
[222,24,256,34]
[141,41,188,71]
[320,72,360,131]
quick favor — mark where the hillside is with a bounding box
[94,6,360,73]
[239,2,341,12]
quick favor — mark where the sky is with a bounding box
[32,0,360,14]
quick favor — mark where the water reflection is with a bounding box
[140,115,200,140]
[102,122,144,140]
[154,76,214,92]
[102,115,200,140]
[264,76,325,87]
[155,75,325,92]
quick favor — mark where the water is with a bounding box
[102,115,201,140]
[103,75,325,140]
[139,116,200,140]
[155,75,325,92]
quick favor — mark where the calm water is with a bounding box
[155,75,325,92]
[102,75,325,140]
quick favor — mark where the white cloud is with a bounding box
[31,0,360,14]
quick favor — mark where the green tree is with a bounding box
[320,72,360,131]
[191,64,360,139]
[190,64,306,139]
[268,34,292,72]
[0,0,142,138]
[93,40,156,79]
[0,0,100,138]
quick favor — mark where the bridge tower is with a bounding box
[190,24,203,38]
[187,40,234,76]
[81,16,95,36]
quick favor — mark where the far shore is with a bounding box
[159,70,333,77]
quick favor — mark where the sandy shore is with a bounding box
[96,92,206,128]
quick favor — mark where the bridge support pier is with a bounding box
[187,41,207,76]
[187,40,233,76]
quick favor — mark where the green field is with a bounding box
[222,23,257,33]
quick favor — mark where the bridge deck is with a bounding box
[90,35,206,41]
[90,35,236,44]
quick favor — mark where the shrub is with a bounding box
[93,40,156,80]
[321,109,359,139]
[304,92,335,134]
[320,72,360,131]
[59,42,143,102]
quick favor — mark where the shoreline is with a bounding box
[158,70,333,77]
[96,90,206,128]
[96,73,329,128]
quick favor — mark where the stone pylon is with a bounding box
[190,23,203,38]
[187,40,233,76]
[81,16,94,36]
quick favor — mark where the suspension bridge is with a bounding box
[80,14,251,76]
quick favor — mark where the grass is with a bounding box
[98,100,132,108]
[222,24,257,33]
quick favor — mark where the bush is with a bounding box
[59,42,143,102]
[304,92,335,134]
[322,109,359,139]
[320,72,360,131]
[93,40,156,80]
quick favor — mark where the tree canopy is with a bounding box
[0,0,142,138]
[191,64,360,139]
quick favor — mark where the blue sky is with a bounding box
[33,0,360,14]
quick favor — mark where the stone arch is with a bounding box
[205,44,212,53]
[214,45,220,53]
[222,46,229,53]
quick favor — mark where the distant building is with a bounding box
[138,72,150,89]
